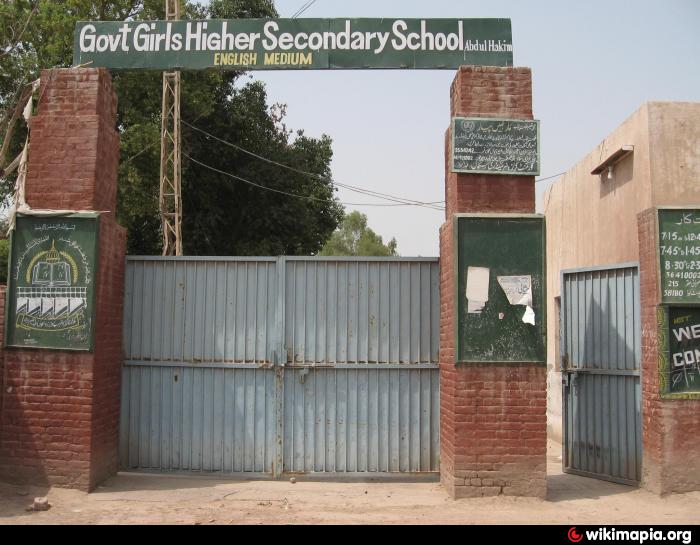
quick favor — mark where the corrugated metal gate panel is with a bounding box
[284,259,439,364]
[120,365,276,472]
[563,267,640,372]
[283,367,439,473]
[124,258,278,365]
[120,257,440,475]
[562,265,641,484]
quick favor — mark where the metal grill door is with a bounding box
[561,264,642,485]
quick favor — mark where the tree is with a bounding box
[0,0,343,256]
[319,211,398,257]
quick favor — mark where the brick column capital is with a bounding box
[445,67,535,218]
[25,68,118,212]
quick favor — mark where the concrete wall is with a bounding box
[543,101,700,443]
[648,103,700,207]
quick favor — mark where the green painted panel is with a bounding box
[452,117,540,175]
[658,208,700,304]
[5,214,100,351]
[73,18,513,71]
[660,306,700,397]
[455,215,545,363]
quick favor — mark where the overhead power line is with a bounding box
[183,151,444,210]
[182,119,445,210]
[535,171,566,183]
[128,123,563,212]
[291,0,318,18]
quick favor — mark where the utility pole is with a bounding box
[159,0,182,255]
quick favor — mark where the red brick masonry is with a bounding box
[445,66,535,218]
[638,208,700,494]
[0,69,126,491]
[439,66,546,498]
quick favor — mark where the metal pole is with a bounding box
[159,0,182,256]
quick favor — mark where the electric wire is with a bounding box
[183,151,445,209]
[123,123,564,208]
[123,124,566,210]
[182,119,445,209]
[119,137,160,166]
[291,0,317,18]
[183,119,566,207]
[536,171,566,183]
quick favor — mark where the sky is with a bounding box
[203,0,700,256]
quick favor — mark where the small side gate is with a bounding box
[119,256,440,476]
[561,263,642,485]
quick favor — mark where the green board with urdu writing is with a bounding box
[5,213,99,351]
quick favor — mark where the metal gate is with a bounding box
[561,263,642,485]
[119,256,440,476]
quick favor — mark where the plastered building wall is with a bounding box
[544,102,700,443]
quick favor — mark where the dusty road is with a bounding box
[1,442,698,525]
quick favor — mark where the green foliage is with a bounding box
[319,211,398,257]
[1,0,343,256]
[181,81,342,255]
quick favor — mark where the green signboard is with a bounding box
[452,117,540,175]
[73,18,513,70]
[5,214,100,351]
[454,214,546,363]
[658,208,700,304]
[658,306,700,397]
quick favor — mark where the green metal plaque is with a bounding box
[5,214,100,351]
[454,214,546,363]
[451,117,540,175]
[659,306,700,397]
[658,208,700,304]
[73,18,513,70]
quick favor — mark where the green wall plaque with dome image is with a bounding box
[5,213,99,351]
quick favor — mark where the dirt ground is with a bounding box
[1,441,698,525]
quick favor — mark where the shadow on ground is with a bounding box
[546,473,634,502]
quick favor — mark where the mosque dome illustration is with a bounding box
[31,240,72,287]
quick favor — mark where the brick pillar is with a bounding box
[0,286,6,420]
[638,209,700,494]
[0,68,126,491]
[439,66,546,498]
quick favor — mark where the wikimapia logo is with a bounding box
[569,528,584,543]
[567,527,693,544]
